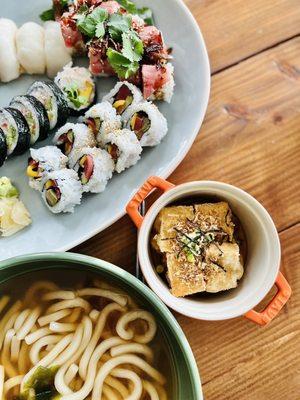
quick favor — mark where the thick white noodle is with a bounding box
[102,383,119,400]
[18,342,30,375]
[0,312,19,351]
[60,337,124,400]
[10,335,21,363]
[14,309,31,332]
[55,317,93,395]
[104,374,129,398]
[38,309,72,326]
[116,311,157,344]
[43,291,76,301]
[17,307,41,340]
[143,380,160,400]
[46,299,91,314]
[30,335,62,365]
[110,368,143,400]
[53,325,83,365]
[0,301,22,349]
[25,328,52,345]
[0,296,10,314]
[110,343,154,363]
[65,364,79,385]
[2,329,18,378]
[24,281,59,304]
[79,303,125,380]
[50,322,77,333]
[76,288,128,307]
[92,354,165,400]
[89,309,100,322]
[3,375,23,397]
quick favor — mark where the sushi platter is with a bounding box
[0,0,210,260]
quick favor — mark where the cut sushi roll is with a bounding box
[98,129,142,174]
[142,63,175,103]
[0,108,30,156]
[42,169,82,214]
[73,147,114,193]
[103,82,143,116]
[123,102,168,147]
[27,146,68,191]
[53,123,96,167]
[27,81,69,130]
[54,63,96,115]
[0,128,7,167]
[82,102,121,143]
[10,95,50,144]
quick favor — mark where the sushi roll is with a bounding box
[0,128,7,167]
[0,19,20,83]
[27,81,69,130]
[98,129,142,173]
[73,147,114,193]
[123,102,168,147]
[44,21,72,79]
[54,63,97,115]
[41,169,82,214]
[0,108,30,156]
[142,63,175,103]
[53,123,96,167]
[82,102,121,143]
[102,82,143,116]
[27,146,68,191]
[10,95,50,144]
[16,22,46,75]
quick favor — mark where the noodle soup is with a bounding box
[0,269,175,400]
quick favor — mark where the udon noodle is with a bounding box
[0,280,167,399]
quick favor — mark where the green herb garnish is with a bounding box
[122,31,144,61]
[107,48,139,79]
[137,7,154,25]
[77,7,108,38]
[107,13,132,41]
[116,0,137,14]
[39,8,55,22]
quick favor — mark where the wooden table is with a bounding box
[75,1,300,398]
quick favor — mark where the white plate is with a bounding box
[0,0,210,261]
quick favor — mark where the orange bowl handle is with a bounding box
[245,272,291,326]
[126,176,175,229]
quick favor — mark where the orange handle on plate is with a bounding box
[126,176,175,229]
[245,272,291,326]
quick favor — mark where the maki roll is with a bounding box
[27,146,68,191]
[98,129,142,174]
[0,108,30,156]
[142,63,175,103]
[54,63,96,115]
[42,169,82,214]
[27,81,69,130]
[73,147,114,193]
[0,128,7,167]
[53,123,96,167]
[82,102,121,143]
[102,82,143,116]
[10,95,50,144]
[123,102,168,147]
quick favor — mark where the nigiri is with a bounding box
[0,18,20,83]
[16,22,46,75]
[44,21,72,79]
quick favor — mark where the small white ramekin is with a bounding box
[127,177,291,325]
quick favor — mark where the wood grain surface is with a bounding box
[75,1,300,399]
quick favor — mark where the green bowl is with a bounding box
[0,252,202,400]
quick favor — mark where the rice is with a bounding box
[53,123,96,168]
[98,129,142,173]
[73,147,114,193]
[123,102,168,147]
[28,146,68,191]
[102,81,143,115]
[41,169,82,214]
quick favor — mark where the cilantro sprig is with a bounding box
[77,7,108,38]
